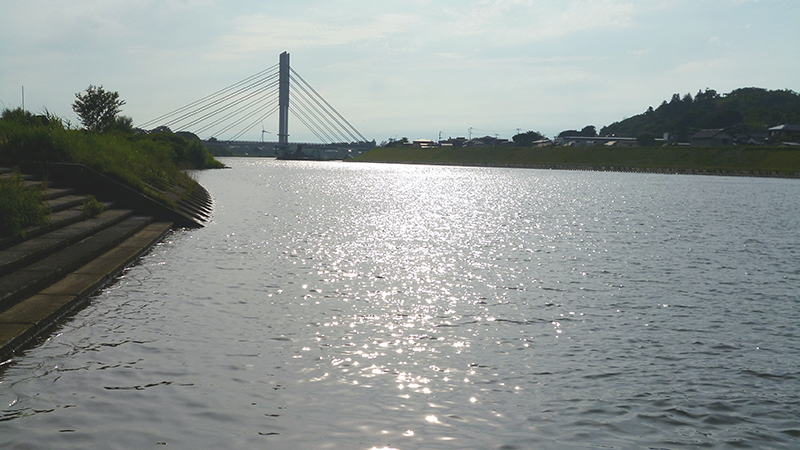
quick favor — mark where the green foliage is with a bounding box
[600,88,800,140]
[106,115,134,134]
[354,145,800,176]
[139,129,225,170]
[636,132,656,147]
[384,137,409,147]
[72,85,126,133]
[558,129,580,138]
[208,145,233,157]
[2,107,223,176]
[0,171,49,236]
[580,125,597,137]
[512,131,544,146]
[0,108,71,163]
[82,196,105,217]
[2,107,223,212]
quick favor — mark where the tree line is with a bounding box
[599,87,800,142]
[511,88,800,146]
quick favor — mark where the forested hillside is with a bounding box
[600,88,800,141]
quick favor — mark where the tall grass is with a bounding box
[0,108,223,203]
[0,170,49,237]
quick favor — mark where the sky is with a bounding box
[2,0,799,143]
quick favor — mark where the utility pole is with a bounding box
[278,52,290,148]
[468,127,473,140]
[21,86,24,111]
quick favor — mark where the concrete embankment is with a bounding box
[0,164,213,361]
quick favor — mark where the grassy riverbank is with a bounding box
[0,108,224,235]
[353,145,800,177]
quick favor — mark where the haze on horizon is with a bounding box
[1,0,798,143]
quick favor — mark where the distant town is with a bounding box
[402,122,800,149]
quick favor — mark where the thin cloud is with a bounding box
[668,58,731,74]
[440,0,639,44]
[208,14,419,60]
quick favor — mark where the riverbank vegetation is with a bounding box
[0,170,50,236]
[599,88,800,142]
[354,145,800,177]
[0,107,223,178]
[0,87,224,234]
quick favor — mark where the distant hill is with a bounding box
[599,88,800,141]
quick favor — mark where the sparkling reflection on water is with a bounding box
[2,159,799,449]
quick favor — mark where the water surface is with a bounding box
[2,159,799,449]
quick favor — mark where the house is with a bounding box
[735,131,768,145]
[690,129,734,146]
[768,124,800,142]
[412,139,437,148]
[530,138,553,147]
[603,139,638,148]
[439,137,468,147]
[555,136,637,147]
[466,136,510,146]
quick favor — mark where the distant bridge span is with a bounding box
[139,52,369,148]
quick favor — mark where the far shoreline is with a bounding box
[349,159,800,179]
[350,145,800,179]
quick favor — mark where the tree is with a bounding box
[636,131,655,147]
[580,125,597,137]
[512,130,544,146]
[106,116,134,134]
[558,129,580,138]
[72,85,126,132]
[384,137,409,147]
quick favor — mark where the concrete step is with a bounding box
[0,221,172,360]
[0,208,134,276]
[0,202,116,252]
[46,194,92,213]
[0,171,33,181]
[41,186,76,201]
[0,215,155,313]
[20,179,43,189]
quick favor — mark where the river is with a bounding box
[1,158,799,449]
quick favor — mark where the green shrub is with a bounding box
[1,108,223,212]
[0,171,50,236]
[82,195,105,217]
[0,109,71,164]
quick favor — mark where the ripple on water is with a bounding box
[2,161,799,449]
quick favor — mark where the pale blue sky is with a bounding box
[2,0,798,142]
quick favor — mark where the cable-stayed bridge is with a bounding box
[139,52,372,158]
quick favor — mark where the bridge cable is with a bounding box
[289,107,330,143]
[211,95,280,139]
[163,73,279,130]
[228,104,281,142]
[192,82,279,134]
[290,68,367,142]
[290,89,351,143]
[290,72,358,143]
[289,91,337,143]
[138,64,278,129]
[289,91,345,143]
